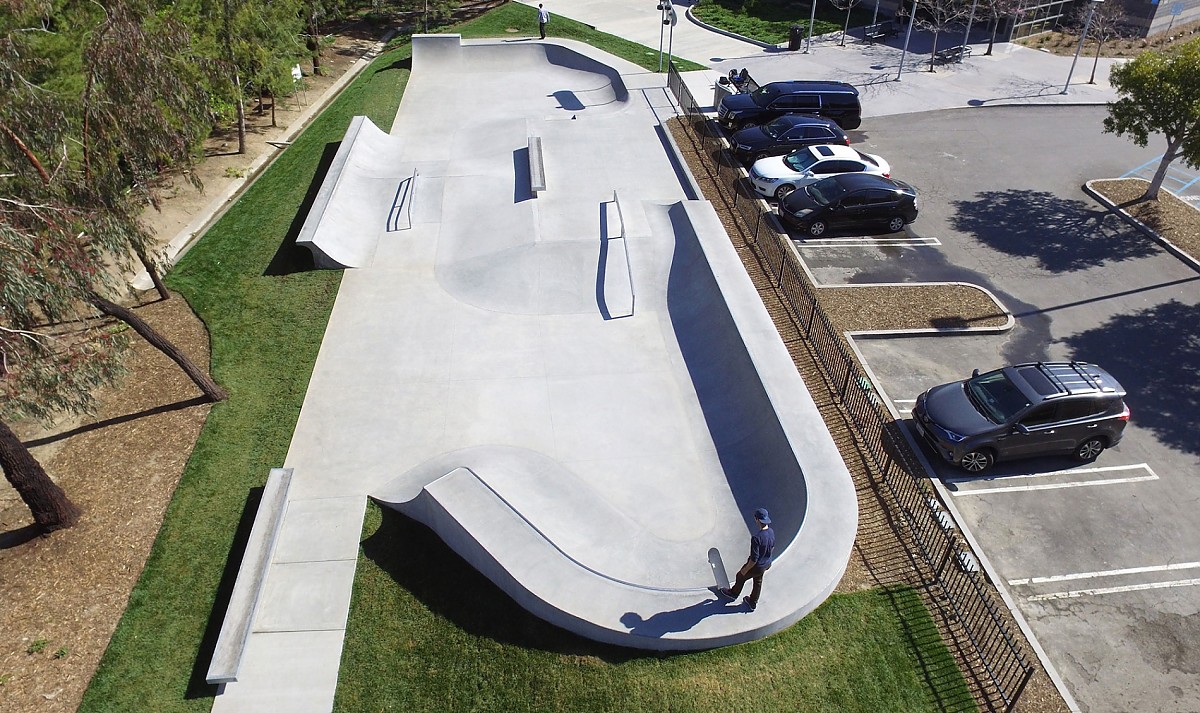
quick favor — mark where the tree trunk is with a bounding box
[1143,140,1183,200]
[1089,40,1102,84]
[89,294,228,402]
[309,16,323,76]
[134,244,170,301]
[235,69,247,155]
[986,15,997,55]
[0,419,81,533]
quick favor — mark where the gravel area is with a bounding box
[1090,178,1200,264]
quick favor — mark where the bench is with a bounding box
[206,468,293,684]
[864,22,896,42]
[934,44,971,64]
[528,136,546,196]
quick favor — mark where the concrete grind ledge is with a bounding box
[372,200,858,651]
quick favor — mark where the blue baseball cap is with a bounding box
[754,508,771,524]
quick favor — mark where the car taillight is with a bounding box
[883,172,891,178]
[1119,404,1131,421]
[843,138,850,145]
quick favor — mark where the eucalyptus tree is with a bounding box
[1,0,224,532]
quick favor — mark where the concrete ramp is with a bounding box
[295,116,417,269]
[371,199,857,651]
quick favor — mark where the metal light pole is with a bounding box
[896,0,919,81]
[872,0,881,26]
[805,0,818,53]
[657,1,675,72]
[1062,0,1102,94]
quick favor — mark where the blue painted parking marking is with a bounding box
[1121,155,1200,200]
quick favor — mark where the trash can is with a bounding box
[788,24,804,51]
[714,77,735,108]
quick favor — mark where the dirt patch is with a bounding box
[1017,18,1200,58]
[0,27,383,713]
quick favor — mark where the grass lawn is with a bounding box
[78,3,969,711]
[335,504,975,712]
[694,0,879,45]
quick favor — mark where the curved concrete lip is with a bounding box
[283,36,857,651]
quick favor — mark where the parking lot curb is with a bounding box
[1084,179,1200,275]
[844,281,1015,338]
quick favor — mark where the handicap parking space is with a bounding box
[840,106,1200,711]
[1123,155,1200,204]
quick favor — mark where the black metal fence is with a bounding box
[667,63,1034,712]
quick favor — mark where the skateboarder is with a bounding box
[538,4,549,40]
[720,507,775,611]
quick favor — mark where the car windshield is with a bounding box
[965,369,1031,424]
[750,86,779,108]
[763,118,789,139]
[784,150,819,173]
[804,177,847,206]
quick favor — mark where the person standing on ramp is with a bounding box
[538,4,550,40]
[720,508,775,611]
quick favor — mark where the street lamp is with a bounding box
[657,0,677,72]
[896,0,919,81]
[1063,0,1103,94]
[805,0,818,53]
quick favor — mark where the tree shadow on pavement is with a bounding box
[951,189,1159,273]
[1063,299,1200,456]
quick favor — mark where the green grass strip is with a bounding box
[77,42,413,713]
[335,503,976,712]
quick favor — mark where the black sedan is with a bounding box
[779,173,918,237]
[730,115,850,164]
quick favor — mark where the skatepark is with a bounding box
[209,34,857,711]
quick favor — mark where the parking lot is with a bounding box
[776,105,1200,712]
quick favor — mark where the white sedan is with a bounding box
[748,144,891,200]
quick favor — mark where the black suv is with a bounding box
[912,362,1130,473]
[718,80,862,131]
[779,173,918,237]
[730,115,850,164]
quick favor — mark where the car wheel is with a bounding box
[886,215,906,233]
[754,151,770,163]
[775,184,795,201]
[807,220,827,237]
[740,121,758,131]
[1074,437,1105,462]
[960,449,994,473]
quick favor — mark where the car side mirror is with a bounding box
[971,368,980,377]
[1014,424,1030,435]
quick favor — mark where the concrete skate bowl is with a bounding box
[372,201,857,651]
[296,115,415,269]
[412,35,629,116]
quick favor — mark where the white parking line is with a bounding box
[1009,561,1200,587]
[947,463,1158,495]
[794,236,942,248]
[944,463,1155,484]
[1026,578,1200,601]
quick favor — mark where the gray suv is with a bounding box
[912,362,1129,473]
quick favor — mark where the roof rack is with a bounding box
[1035,361,1114,395]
